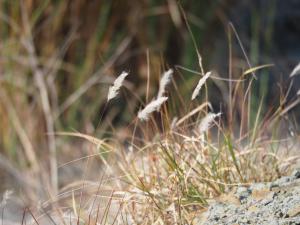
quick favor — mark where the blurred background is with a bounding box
[0,0,299,204]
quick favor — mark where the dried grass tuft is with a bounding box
[157,69,173,99]
[290,62,300,77]
[138,97,168,121]
[191,71,211,100]
[107,71,129,102]
[198,112,221,133]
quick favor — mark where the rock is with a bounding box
[251,183,269,191]
[217,193,241,206]
[287,205,300,217]
[235,186,251,202]
[201,171,300,225]
[251,189,274,201]
[248,205,259,212]
[292,169,300,179]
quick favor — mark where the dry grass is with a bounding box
[12,62,296,225]
[0,1,300,224]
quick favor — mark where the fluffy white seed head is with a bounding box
[198,112,221,134]
[191,71,211,100]
[290,62,300,77]
[157,69,173,99]
[138,97,168,121]
[107,71,129,102]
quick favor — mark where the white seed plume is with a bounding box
[157,69,173,99]
[191,71,211,100]
[0,190,13,208]
[290,62,300,77]
[198,112,221,134]
[107,71,129,102]
[297,89,300,96]
[138,97,168,121]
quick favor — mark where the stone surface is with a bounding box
[199,169,300,225]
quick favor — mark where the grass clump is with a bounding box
[0,2,299,224]
[46,66,299,224]
[0,62,298,225]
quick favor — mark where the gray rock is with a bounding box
[250,182,269,191]
[235,186,251,202]
[201,171,300,225]
[291,168,300,179]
